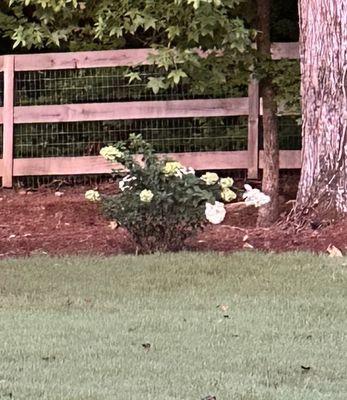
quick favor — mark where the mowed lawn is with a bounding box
[0,253,346,400]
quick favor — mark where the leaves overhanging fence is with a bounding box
[0,44,301,187]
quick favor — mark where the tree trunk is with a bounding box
[256,0,280,227]
[296,1,347,223]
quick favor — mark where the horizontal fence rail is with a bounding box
[0,150,301,178]
[0,42,300,187]
[12,98,250,124]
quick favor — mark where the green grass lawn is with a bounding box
[0,252,346,400]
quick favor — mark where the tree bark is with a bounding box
[256,0,280,227]
[296,1,347,223]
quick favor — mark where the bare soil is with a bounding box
[0,185,346,258]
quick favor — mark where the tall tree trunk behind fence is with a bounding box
[257,0,280,227]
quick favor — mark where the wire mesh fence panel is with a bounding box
[259,116,301,150]
[278,116,301,150]
[14,66,248,106]
[14,117,249,158]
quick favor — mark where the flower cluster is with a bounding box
[84,136,271,253]
[163,161,195,178]
[139,189,154,203]
[99,146,123,161]
[200,172,236,222]
[162,161,183,176]
[85,189,101,202]
[201,172,219,185]
[205,201,226,224]
[243,184,271,207]
[119,175,136,191]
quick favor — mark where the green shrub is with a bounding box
[86,135,235,252]
[86,134,270,253]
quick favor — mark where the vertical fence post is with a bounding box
[2,55,15,188]
[247,78,260,179]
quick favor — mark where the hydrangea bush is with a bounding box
[86,134,270,253]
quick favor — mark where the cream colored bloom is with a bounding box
[243,184,271,207]
[85,190,101,202]
[205,201,226,224]
[180,167,195,175]
[221,188,237,202]
[139,189,154,203]
[219,177,234,189]
[163,161,183,176]
[100,146,123,161]
[119,175,136,191]
[201,172,219,185]
[174,166,195,178]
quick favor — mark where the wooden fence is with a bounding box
[0,42,300,188]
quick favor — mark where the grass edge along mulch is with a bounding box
[0,252,346,400]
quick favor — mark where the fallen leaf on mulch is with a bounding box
[327,244,343,257]
[243,242,254,249]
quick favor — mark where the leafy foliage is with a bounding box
[0,0,300,110]
[99,134,234,253]
[2,0,256,93]
[258,59,301,113]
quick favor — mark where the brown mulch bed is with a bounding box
[0,186,346,258]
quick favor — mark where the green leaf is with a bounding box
[125,71,142,84]
[168,69,188,85]
[147,77,167,94]
[143,16,156,31]
[166,26,181,41]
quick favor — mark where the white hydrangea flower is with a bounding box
[205,201,226,224]
[243,184,271,207]
[174,166,196,178]
[119,175,136,191]
[100,146,123,161]
[139,189,154,203]
[85,190,101,202]
[201,172,219,185]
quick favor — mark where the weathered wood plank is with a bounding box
[13,156,117,176]
[11,43,299,71]
[12,151,250,176]
[14,98,249,123]
[164,151,250,170]
[259,150,301,169]
[14,49,154,72]
[247,79,260,179]
[7,150,301,178]
[0,42,299,73]
[271,42,299,60]
[2,56,15,187]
